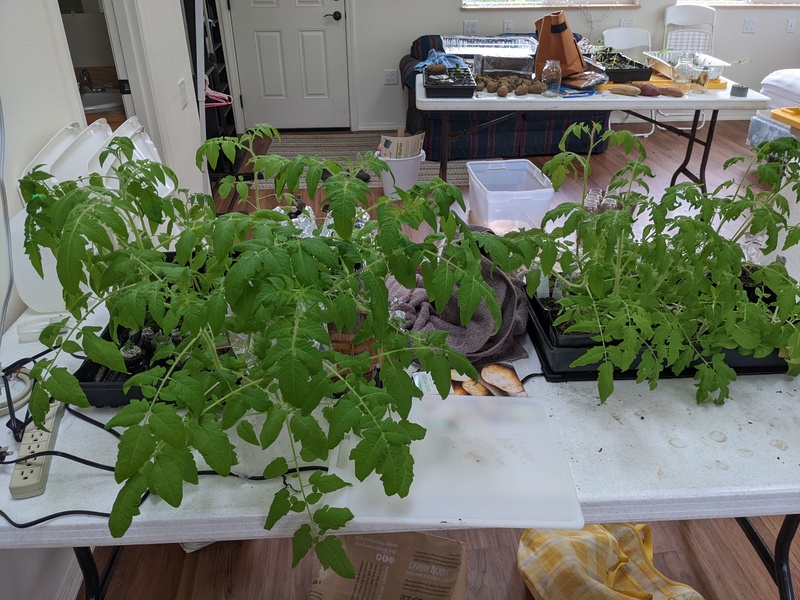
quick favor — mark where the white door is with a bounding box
[230,0,350,129]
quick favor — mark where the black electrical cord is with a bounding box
[1,450,115,472]
[65,405,121,438]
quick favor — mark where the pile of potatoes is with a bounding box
[475,74,547,97]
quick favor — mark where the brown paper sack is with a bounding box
[307,532,467,600]
[534,11,587,80]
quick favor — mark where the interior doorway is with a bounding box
[228,0,351,129]
[57,0,133,130]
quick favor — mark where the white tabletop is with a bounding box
[1,308,799,549]
[415,75,771,113]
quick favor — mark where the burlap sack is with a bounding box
[534,11,587,80]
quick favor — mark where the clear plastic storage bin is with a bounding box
[467,160,554,234]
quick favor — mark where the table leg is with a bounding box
[624,109,719,193]
[736,515,799,600]
[74,545,124,600]
[439,112,450,182]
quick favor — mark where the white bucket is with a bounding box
[376,150,425,198]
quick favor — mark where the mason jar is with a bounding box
[541,59,562,98]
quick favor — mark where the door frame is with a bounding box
[218,0,360,132]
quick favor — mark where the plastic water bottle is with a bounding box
[541,59,562,98]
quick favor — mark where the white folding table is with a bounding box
[415,75,771,190]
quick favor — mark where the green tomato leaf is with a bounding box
[597,361,615,404]
[291,524,314,568]
[106,398,150,429]
[109,469,150,538]
[312,473,352,494]
[264,488,292,530]
[378,443,414,497]
[289,413,328,461]
[45,366,89,407]
[259,404,287,449]
[315,535,356,579]
[149,403,186,449]
[148,451,184,507]
[262,456,289,479]
[115,425,157,483]
[350,428,389,482]
[188,415,236,476]
[313,505,354,534]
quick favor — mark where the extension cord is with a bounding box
[9,401,65,499]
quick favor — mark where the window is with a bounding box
[463,0,639,8]
[677,0,800,4]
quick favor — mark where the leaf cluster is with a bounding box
[529,126,800,404]
[18,128,536,576]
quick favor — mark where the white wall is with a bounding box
[61,12,115,67]
[0,0,87,330]
[109,0,204,192]
[351,2,800,130]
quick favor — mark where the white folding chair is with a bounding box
[660,4,717,129]
[664,4,716,54]
[602,27,655,137]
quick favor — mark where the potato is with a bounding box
[610,85,641,96]
[486,81,499,93]
[528,80,546,94]
[476,81,486,91]
[497,85,509,97]
[660,86,685,97]
[427,63,446,75]
[514,84,528,96]
[631,82,661,97]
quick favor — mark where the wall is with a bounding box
[352,1,800,130]
[61,12,115,67]
[109,0,204,192]
[0,0,87,330]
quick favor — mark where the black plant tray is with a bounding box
[423,68,477,98]
[588,52,654,83]
[526,298,788,383]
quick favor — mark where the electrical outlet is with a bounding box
[463,20,478,36]
[383,69,398,85]
[788,18,797,33]
[503,20,513,34]
[9,402,64,499]
[742,18,757,34]
[619,18,634,28]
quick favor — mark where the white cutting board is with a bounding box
[330,395,583,530]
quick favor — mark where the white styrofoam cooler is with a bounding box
[468,159,554,234]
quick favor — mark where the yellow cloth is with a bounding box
[517,523,704,600]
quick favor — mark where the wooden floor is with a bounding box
[79,120,800,600]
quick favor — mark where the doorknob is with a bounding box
[324,11,342,21]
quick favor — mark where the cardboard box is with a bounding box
[307,532,466,600]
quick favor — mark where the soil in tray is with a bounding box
[590,51,654,83]
[423,68,477,98]
[75,323,188,407]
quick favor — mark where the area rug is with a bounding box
[263,131,471,188]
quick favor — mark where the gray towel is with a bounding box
[387,256,529,364]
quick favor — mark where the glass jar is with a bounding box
[584,188,603,212]
[672,56,694,93]
[541,59,562,98]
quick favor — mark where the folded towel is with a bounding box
[387,256,528,364]
[415,49,469,72]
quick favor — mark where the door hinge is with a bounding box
[239,94,243,108]
[226,0,231,11]
[118,79,131,95]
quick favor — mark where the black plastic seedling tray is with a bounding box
[423,68,477,98]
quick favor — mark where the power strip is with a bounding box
[9,402,65,499]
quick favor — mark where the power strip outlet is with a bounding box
[9,402,65,499]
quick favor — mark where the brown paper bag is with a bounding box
[534,11,587,80]
[306,532,467,600]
